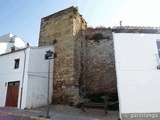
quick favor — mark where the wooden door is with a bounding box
[5,81,20,107]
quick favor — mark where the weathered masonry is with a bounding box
[85,28,117,94]
[39,6,87,104]
[38,6,117,105]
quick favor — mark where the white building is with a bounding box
[113,32,160,120]
[0,46,54,109]
[0,33,28,55]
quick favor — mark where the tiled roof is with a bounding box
[112,26,160,34]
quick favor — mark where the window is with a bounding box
[9,39,14,43]
[156,41,160,69]
[156,41,160,57]
[14,59,20,69]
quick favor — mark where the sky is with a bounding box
[1,0,160,46]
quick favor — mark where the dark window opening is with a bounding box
[157,41,160,57]
[9,39,14,43]
[14,59,20,69]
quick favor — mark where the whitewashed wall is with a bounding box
[113,33,160,118]
[0,33,27,55]
[24,46,54,109]
[0,43,14,54]
[0,46,54,109]
[14,36,26,48]
[0,49,27,108]
[0,33,14,42]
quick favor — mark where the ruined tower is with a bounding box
[38,6,87,104]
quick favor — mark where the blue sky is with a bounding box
[0,0,160,46]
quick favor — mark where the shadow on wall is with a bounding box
[80,27,117,94]
[77,27,119,111]
[87,92,119,111]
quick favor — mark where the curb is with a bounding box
[0,111,49,120]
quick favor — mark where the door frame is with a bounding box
[5,81,20,107]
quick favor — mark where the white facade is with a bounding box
[0,46,54,109]
[113,33,160,119]
[0,33,28,55]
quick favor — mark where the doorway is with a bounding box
[5,81,20,107]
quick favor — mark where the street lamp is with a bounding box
[44,50,56,118]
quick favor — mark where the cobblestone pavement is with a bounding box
[31,104,119,120]
[0,113,35,120]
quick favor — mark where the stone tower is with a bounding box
[38,6,87,104]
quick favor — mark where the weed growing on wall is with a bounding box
[74,6,79,16]
[93,33,104,43]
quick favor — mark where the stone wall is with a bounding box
[38,6,117,105]
[84,28,117,94]
[72,14,87,97]
[38,6,87,104]
[37,6,160,108]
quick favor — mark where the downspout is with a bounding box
[19,48,27,109]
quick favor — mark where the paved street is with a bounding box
[0,113,35,120]
[0,106,119,120]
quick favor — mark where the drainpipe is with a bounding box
[19,48,27,109]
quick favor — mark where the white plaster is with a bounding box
[0,46,54,109]
[113,33,160,115]
[0,33,14,42]
[0,33,27,55]
[25,47,54,109]
[0,50,26,108]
